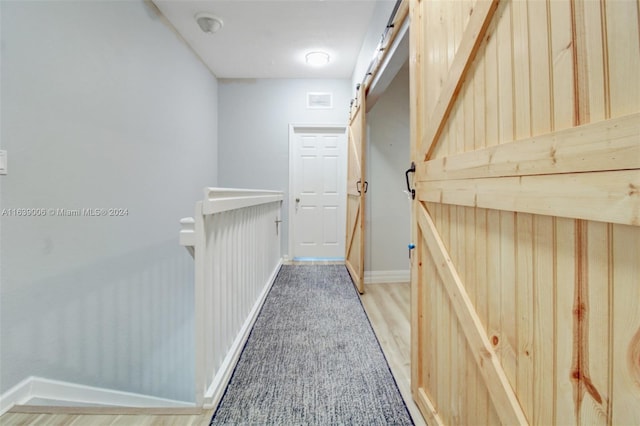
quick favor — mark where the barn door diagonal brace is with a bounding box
[416,201,528,425]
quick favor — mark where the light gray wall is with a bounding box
[365,62,410,273]
[217,78,351,257]
[0,0,218,401]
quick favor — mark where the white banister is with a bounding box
[180,187,284,409]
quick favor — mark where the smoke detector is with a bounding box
[195,13,224,34]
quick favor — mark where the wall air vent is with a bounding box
[307,92,333,109]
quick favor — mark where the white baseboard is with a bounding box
[0,376,32,415]
[0,376,194,416]
[202,259,283,410]
[1,259,284,416]
[364,270,410,284]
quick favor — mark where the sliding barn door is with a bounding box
[409,0,640,425]
[345,85,366,294]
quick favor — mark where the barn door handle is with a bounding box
[405,162,416,200]
[357,180,368,195]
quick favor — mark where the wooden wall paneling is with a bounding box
[555,217,578,425]
[461,1,475,51]
[417,202,527,425]
[486,206,503,425]
[414,216,424,389]
[582,0,607,122]
[571,0,590,125]
[412,225,423,388]
[409,0,424,163]
[512,0,531,141]
[473,41,486,151]
[611,224,640,426]
[423,0,446,161]
[445,204,456,426]
[462,208,475,424]
[424,202,437,420]
[452,0,462,68]
[528,0,552,137]
[581,221,612,424]
[421,0,500,160]
[475,207,490,424]
[465,206,479,422]
[427,201,440,414]
[445,205,455,424]
[500,210,518,390]
[444,0,454,71]
[464,64,475,154]
[516,212,534,420]
[605,0,640,118]
[550,0,575,131]
[410,214,422,410]
[422,205,434,405]
[448,205,460,424]
[430,202,443,422]
[484,16,499,149]
[438,204,453,425]
[483,209,502,425]
[424,0,443,123]
[532,214,555,426]
[486,207,502,411]
[496,0,514,146]
[456,84,466,156]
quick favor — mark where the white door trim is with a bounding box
[288,123,348,261]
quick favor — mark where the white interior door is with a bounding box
[290,126,347,260]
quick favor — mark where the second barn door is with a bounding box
[345,85,367,294]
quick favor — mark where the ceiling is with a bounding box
[152,0,383,79]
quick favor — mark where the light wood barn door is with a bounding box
[345,85,366,294]
[409,0,640,425]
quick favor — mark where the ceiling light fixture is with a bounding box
[305,51,330,66]
[195,12,224,34]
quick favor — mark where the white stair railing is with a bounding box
[180,188,284,408]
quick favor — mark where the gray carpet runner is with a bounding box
[210,264,413,425]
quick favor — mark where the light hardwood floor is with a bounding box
[1,282,425,426]
[359,282,427,426]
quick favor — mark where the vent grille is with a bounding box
[307,92,333,109]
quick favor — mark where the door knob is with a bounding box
[295,198,300,203]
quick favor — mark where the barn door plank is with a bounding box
[416,201,528,426]
[416,169,640,226]
[418,113,640,181]
[420,0,500,161]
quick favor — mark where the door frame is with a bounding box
[287,123,348,261]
